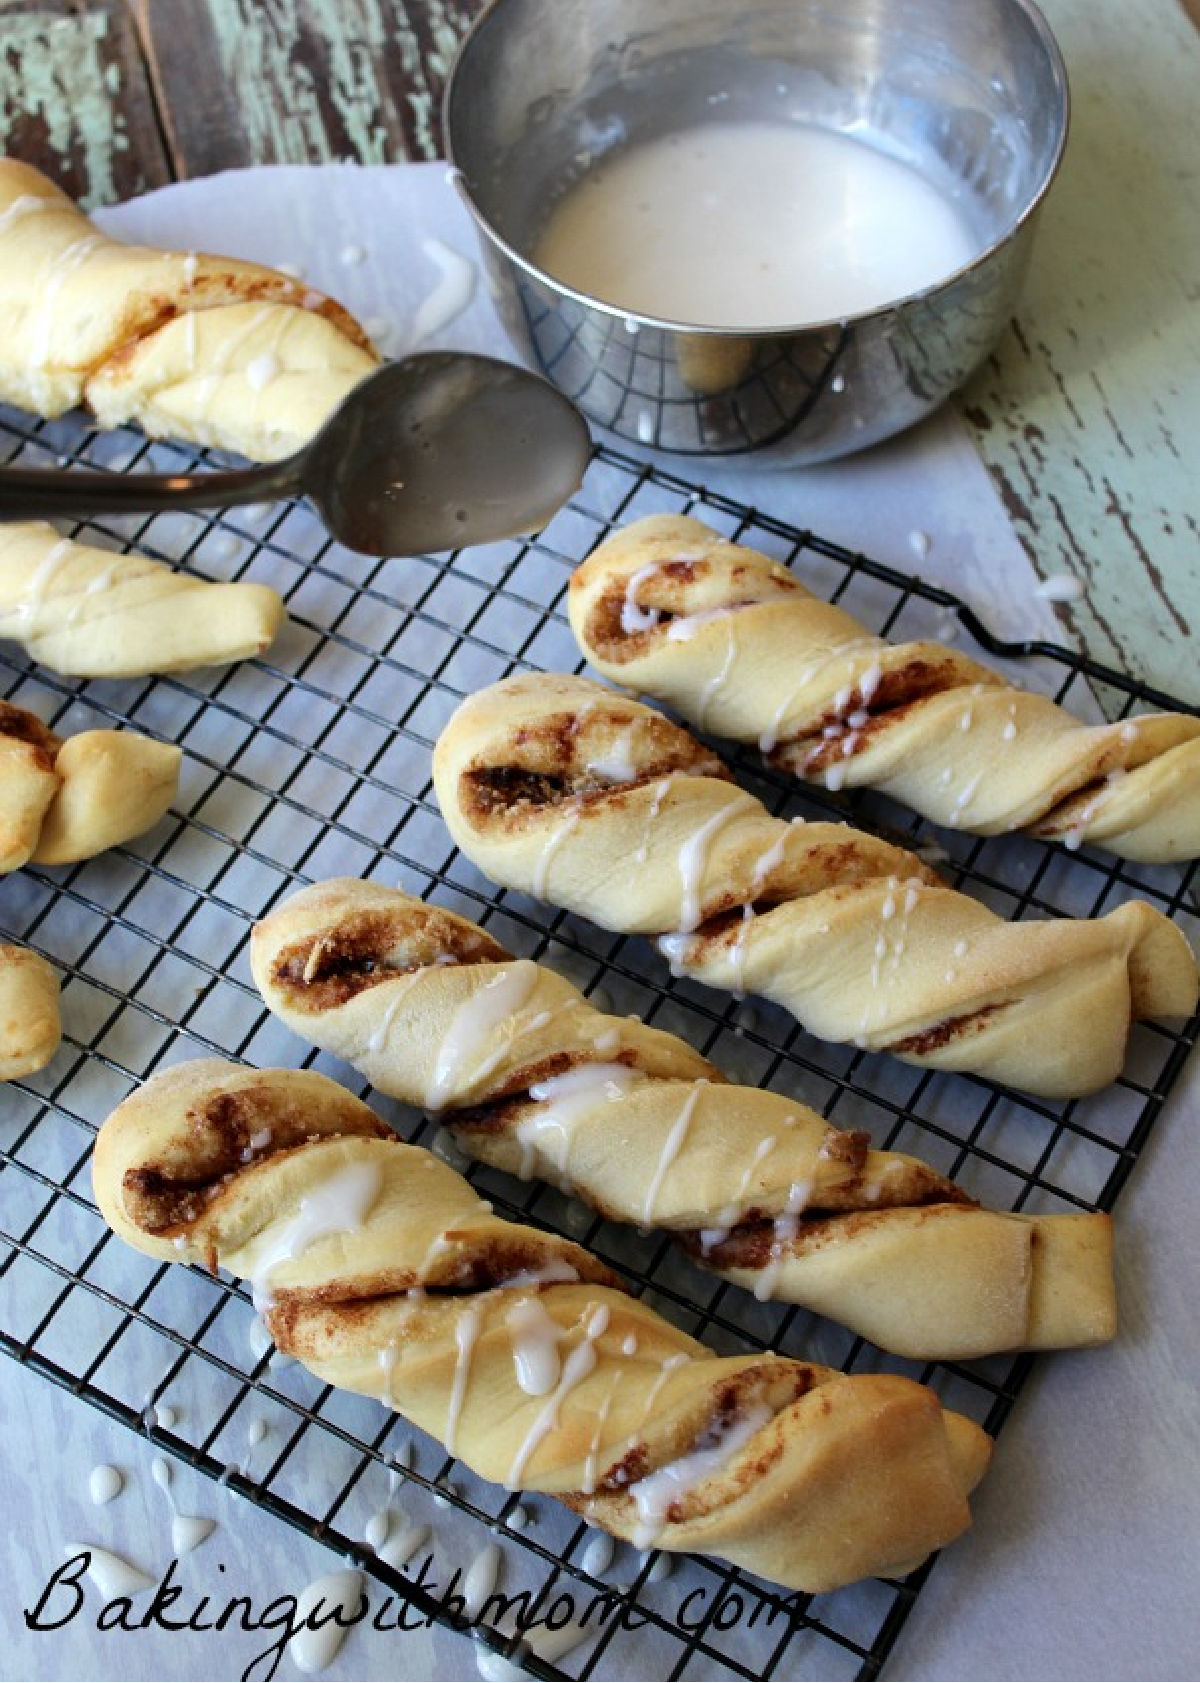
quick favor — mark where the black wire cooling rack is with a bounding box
[2,401,1198,1683]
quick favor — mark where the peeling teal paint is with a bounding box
[0,11,128,206]
[206,0,459,163]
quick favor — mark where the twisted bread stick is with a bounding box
[433,673,1197,1097]
[0,943,59,1079]
[568,514,1200,863]
[250,878,1117,1360]
[0,698,180,870]
[93,1058,991,1591]
[0,161,379,460]
[0,521,284,676]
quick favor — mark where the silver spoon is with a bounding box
[0,352,592,556]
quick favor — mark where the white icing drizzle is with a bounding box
[729,903,756,996]
[474,1644,528,1682]
[518,1062,637,1182]
[413,237,478,343]
[677,797,757,931]
[28,232,105,375]
[426,962,540,1109]
[641,1080,707,1224]
[758,689,797,756]
[585,732,639,784]
[248,1314,278,1366]
[657,930,696,976]
[664,605,736,643]
[582,1368,624,1496]
[620,563,663,634]
[151,1455,216,1555]
[361,970,426,1057]
[445,1303,484,1455]
[580,1530,615,1578]
[12,537,74,625]
[507,1503,531,1531]
[699,1131,778,1253]
[62,1544,154,1598]
[531,805,581,899]
[613,1351,692,1476]
[753,1179,813,1301]
[643,1550,673,1583]
[627,1405,773,1548]
[634,778,673,865]
[695,618,739,728]
[365,1508,391,1551]
[288,1569,365,1674]
[245,351,281,390]
[527,1619,591,1665]
[506,1297,566,1396]
[172,1514,217,1556]
[250,1161,382,1311]
[507,1305,610,1487]
[88,1464,123,1505]
[505,1258,581,1289]
[949,768,985,824]
[463,1541,502,1618]
[379,1517,430,1570]
[0,193,59,232]
[379,1343,398,1410]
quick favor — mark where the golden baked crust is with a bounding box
[569,513,1200,863]
[92,1058,992,1593]
[432,672,1198,1097]
[0,943,59,1079]
[0,160,379,460]
[0,521,284,676]
[0,698,180,870]
[249,877,1117,1360]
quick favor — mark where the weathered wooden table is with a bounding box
[2,0,1197,699]
[2,5,1199,1682]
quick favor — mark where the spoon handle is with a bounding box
[0,458,300,522]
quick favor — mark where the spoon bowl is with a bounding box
[0,352,592,557]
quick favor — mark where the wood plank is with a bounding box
[957,0,1200,703]
[0,0,170,203]
[136,0,485,177]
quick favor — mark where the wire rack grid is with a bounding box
[1,399,1197,1683]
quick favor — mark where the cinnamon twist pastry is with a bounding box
[0,161,379,461]
[432,673,1198,1097]
[1,698,180,870]
[93,1059,992,1592]
[0,943,59,1079]
[250,878,1117,1360]
[568,514,1200,863]
[0,521,284,676]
